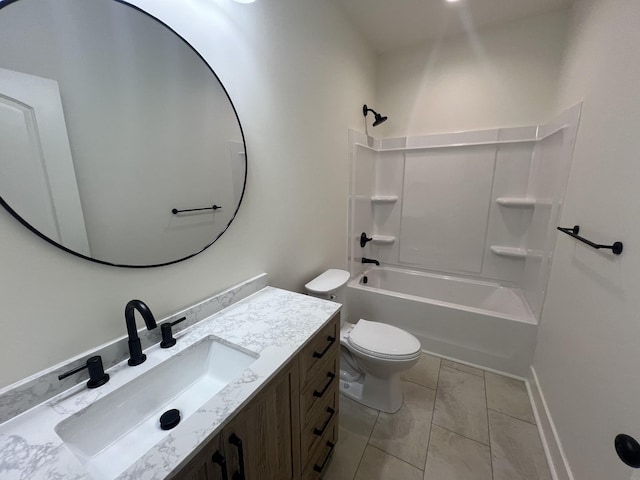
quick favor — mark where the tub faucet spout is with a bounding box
[362,257,380,266]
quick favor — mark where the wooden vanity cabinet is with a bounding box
[170,313,340,480]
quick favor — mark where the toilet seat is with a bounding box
[347,319,421,360]
[348,342,421,361]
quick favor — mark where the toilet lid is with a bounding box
[348,319,421,358]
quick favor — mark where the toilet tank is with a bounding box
[305,269,350,322]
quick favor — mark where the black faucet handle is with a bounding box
[360,232,373,248]
[58,356,110,389]
[171,316,187,327]
[160,316,187,349]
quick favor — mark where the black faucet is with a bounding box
[361,257,380,266]
[125,299,157,366]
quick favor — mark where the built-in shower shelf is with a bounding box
[490,246,527,258]
[490,246,545,259]
[371,235,396,245]
[495,197,536,208]
[371,195,398,204]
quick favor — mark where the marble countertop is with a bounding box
[0,286,340,480]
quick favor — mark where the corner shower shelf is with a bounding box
[490,246,527,258]
[371,235,396,245]
[495,197,536,208]
[371,195,398,204]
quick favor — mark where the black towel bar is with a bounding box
[172,205,221,214]
[557,225,623,255]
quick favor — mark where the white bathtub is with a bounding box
[346,267,537,376]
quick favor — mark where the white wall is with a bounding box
[375,10,568,137]
[0,0,376,388]
[533,1,640,479]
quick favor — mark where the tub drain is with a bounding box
[160,408,181,430]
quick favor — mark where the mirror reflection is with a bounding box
[0,0,246,267]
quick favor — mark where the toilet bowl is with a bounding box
[305,269,421,413]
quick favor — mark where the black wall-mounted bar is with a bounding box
[171,205,221,214]
[557,225,623,255]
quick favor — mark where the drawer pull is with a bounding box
[313,441,336,473]
[229,433,246,480]
[313,407,336,436]
[211,451,229,480]
[312,336,336,359]
[313,372,336,398]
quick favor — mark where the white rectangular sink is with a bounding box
[54,336,258,480]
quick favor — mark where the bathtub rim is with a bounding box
[349,266,537,326]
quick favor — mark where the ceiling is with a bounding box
[332,0,574,54]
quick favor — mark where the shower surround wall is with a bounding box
[348,104,580,321]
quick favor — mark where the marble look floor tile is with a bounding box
[489,410,552,480]
[485,372,534,424]
[324,396,379,480]
[402,353,441,389]
[432,366,489,445]
[354,445,423,480]
[324,426,368,480]
[423,425,492,480]
[340,395,380,435]
[369,381,436,469]
[441,359,484,377]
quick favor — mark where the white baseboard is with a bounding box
[527,366,574,480]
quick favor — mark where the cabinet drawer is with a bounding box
[299,314,339,390]
[300,355,338,427]
[301,389,338,467]
[302,422,337,480]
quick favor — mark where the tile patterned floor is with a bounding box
[324,353,552,480]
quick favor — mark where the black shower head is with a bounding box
[372,114,388,126]
[363,104,388,127]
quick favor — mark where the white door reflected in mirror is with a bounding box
[0,68,90,256]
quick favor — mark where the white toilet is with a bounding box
[305,269,421,413]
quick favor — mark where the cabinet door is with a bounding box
[224,360,300,480]
[175,463,208,480]
[170,433,228,480]
[207,440,230,480]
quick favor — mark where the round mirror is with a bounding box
[0,0,246,267]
